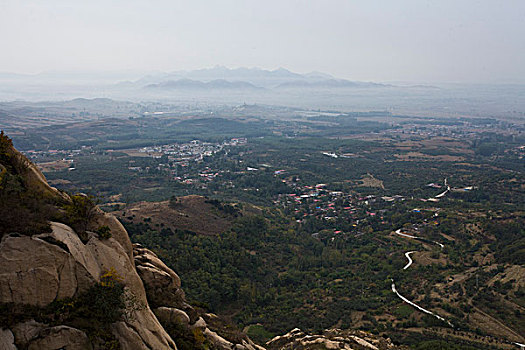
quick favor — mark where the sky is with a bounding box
[0,0,524,83]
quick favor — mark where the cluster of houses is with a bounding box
[274,179,407,234]
[138,138,247,165]
[128,138,247,188]
[25,145,91,160]
[273,173,466,238]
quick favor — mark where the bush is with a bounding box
[0,268,125,349]
[62,194,97,239]
[246,324,275,344]
[78,277,124,322]
[0,173,55,238]
[96,225,112,239]
[169,195,182,208]
[394,304,414,319]
[0,130,14,163]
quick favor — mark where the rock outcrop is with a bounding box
[0,137,176,349]
[0,220,177,349]
[0,135,69,202]
[266,328,403,350]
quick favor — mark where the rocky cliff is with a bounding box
[0,132,263,350]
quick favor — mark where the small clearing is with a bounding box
[116,195,240,235]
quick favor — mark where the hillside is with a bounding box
[114,195,245,236]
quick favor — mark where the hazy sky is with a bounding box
[1,0,524,83]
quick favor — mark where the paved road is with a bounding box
[395,229,444,249]
[393,228,453,327]
[395,229,418,239]
[391,279,454,327]
[403,251,415,270]
[435,186,450,198]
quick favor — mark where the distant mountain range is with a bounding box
[0,66,442,97]
[144,78,261,90]
[137,66,391,91]
[138,66,311,86]
[275,79,389,89]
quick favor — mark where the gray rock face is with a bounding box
[0,220,177,349]
[3,322,93,350]
[11,320,46,346]
[0,221,147,306]
[26,326,92,350]
[110,305,177,350]
[0,223,97,306]
[204,328,234,349]
[154,307,191,327]
[133,244,186,309]
[91,210,134,261]
[0,328,16,350]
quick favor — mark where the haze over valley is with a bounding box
[0,1,524,350]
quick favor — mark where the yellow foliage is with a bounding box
[192,328,206,345]
[0,167,6,190]
[100,267,123,287]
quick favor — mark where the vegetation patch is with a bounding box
[0,269,125,349]
[245,324,275,344]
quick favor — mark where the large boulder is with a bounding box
[6,322,93,350]
[90,209,134,261]
[0,221,146,306]
[111,307,177,350]
[0,328,16,350]
[0,221,177,349]
[26,326,92,350]
[10,320,45,346]
[0,223,97,306]
[133,244,187,309]
[154,307,191,327]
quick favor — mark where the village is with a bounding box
[136,137,247,162]
[272,172,477,240]
[126,138,248,186]
[273,172,404,237]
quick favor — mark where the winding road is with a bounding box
[391,278,454,328]
[435,187,450,198]
[392,228,454,327]
[390,179,523,347]
[427,178,451,200]
[403,251,415,270]
[394,229,444,249]
[394,226,524,347]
